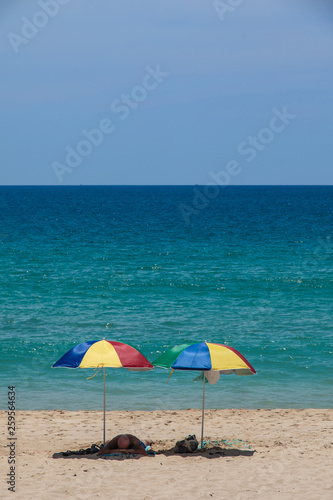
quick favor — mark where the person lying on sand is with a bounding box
[97,434,153,456]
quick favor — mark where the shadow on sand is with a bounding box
[53,445,255,460]
[156,446,255,459]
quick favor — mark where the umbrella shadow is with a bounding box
[53,447,153,460]
[53,452,150,460]
[156,446,255,459]
[53,448,255,460]
[53,439,256,460]
[53,452,100,460]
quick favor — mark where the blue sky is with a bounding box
[1,0,332,185]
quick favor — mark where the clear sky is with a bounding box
[1,0,333,185]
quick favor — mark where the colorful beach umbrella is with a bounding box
[153,342,256,448]
[52,340,153,444]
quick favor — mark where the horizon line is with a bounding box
[0,184,332,188]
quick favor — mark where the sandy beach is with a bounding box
[1,408,332,499]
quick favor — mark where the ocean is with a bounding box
[0,186,332,411]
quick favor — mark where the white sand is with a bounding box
[1,409,332,499]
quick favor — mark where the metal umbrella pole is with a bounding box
[103,367,106,445]
[201,371,206,449]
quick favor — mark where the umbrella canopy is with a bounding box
[153,342,256,448]
[53,339,153,370]
[53,340,153,443]
[154,342,256,374]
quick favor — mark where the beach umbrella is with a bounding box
[153,342,256,448]
[52,340,153,444]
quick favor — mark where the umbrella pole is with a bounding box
[201,372,205,449]
[103,367,106,446]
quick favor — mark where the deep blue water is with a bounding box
[0,186,332,410]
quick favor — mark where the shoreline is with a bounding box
[1,408,332,499]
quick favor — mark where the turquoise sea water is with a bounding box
[0,186,332,411]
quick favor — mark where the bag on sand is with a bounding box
[174,435,198,453]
